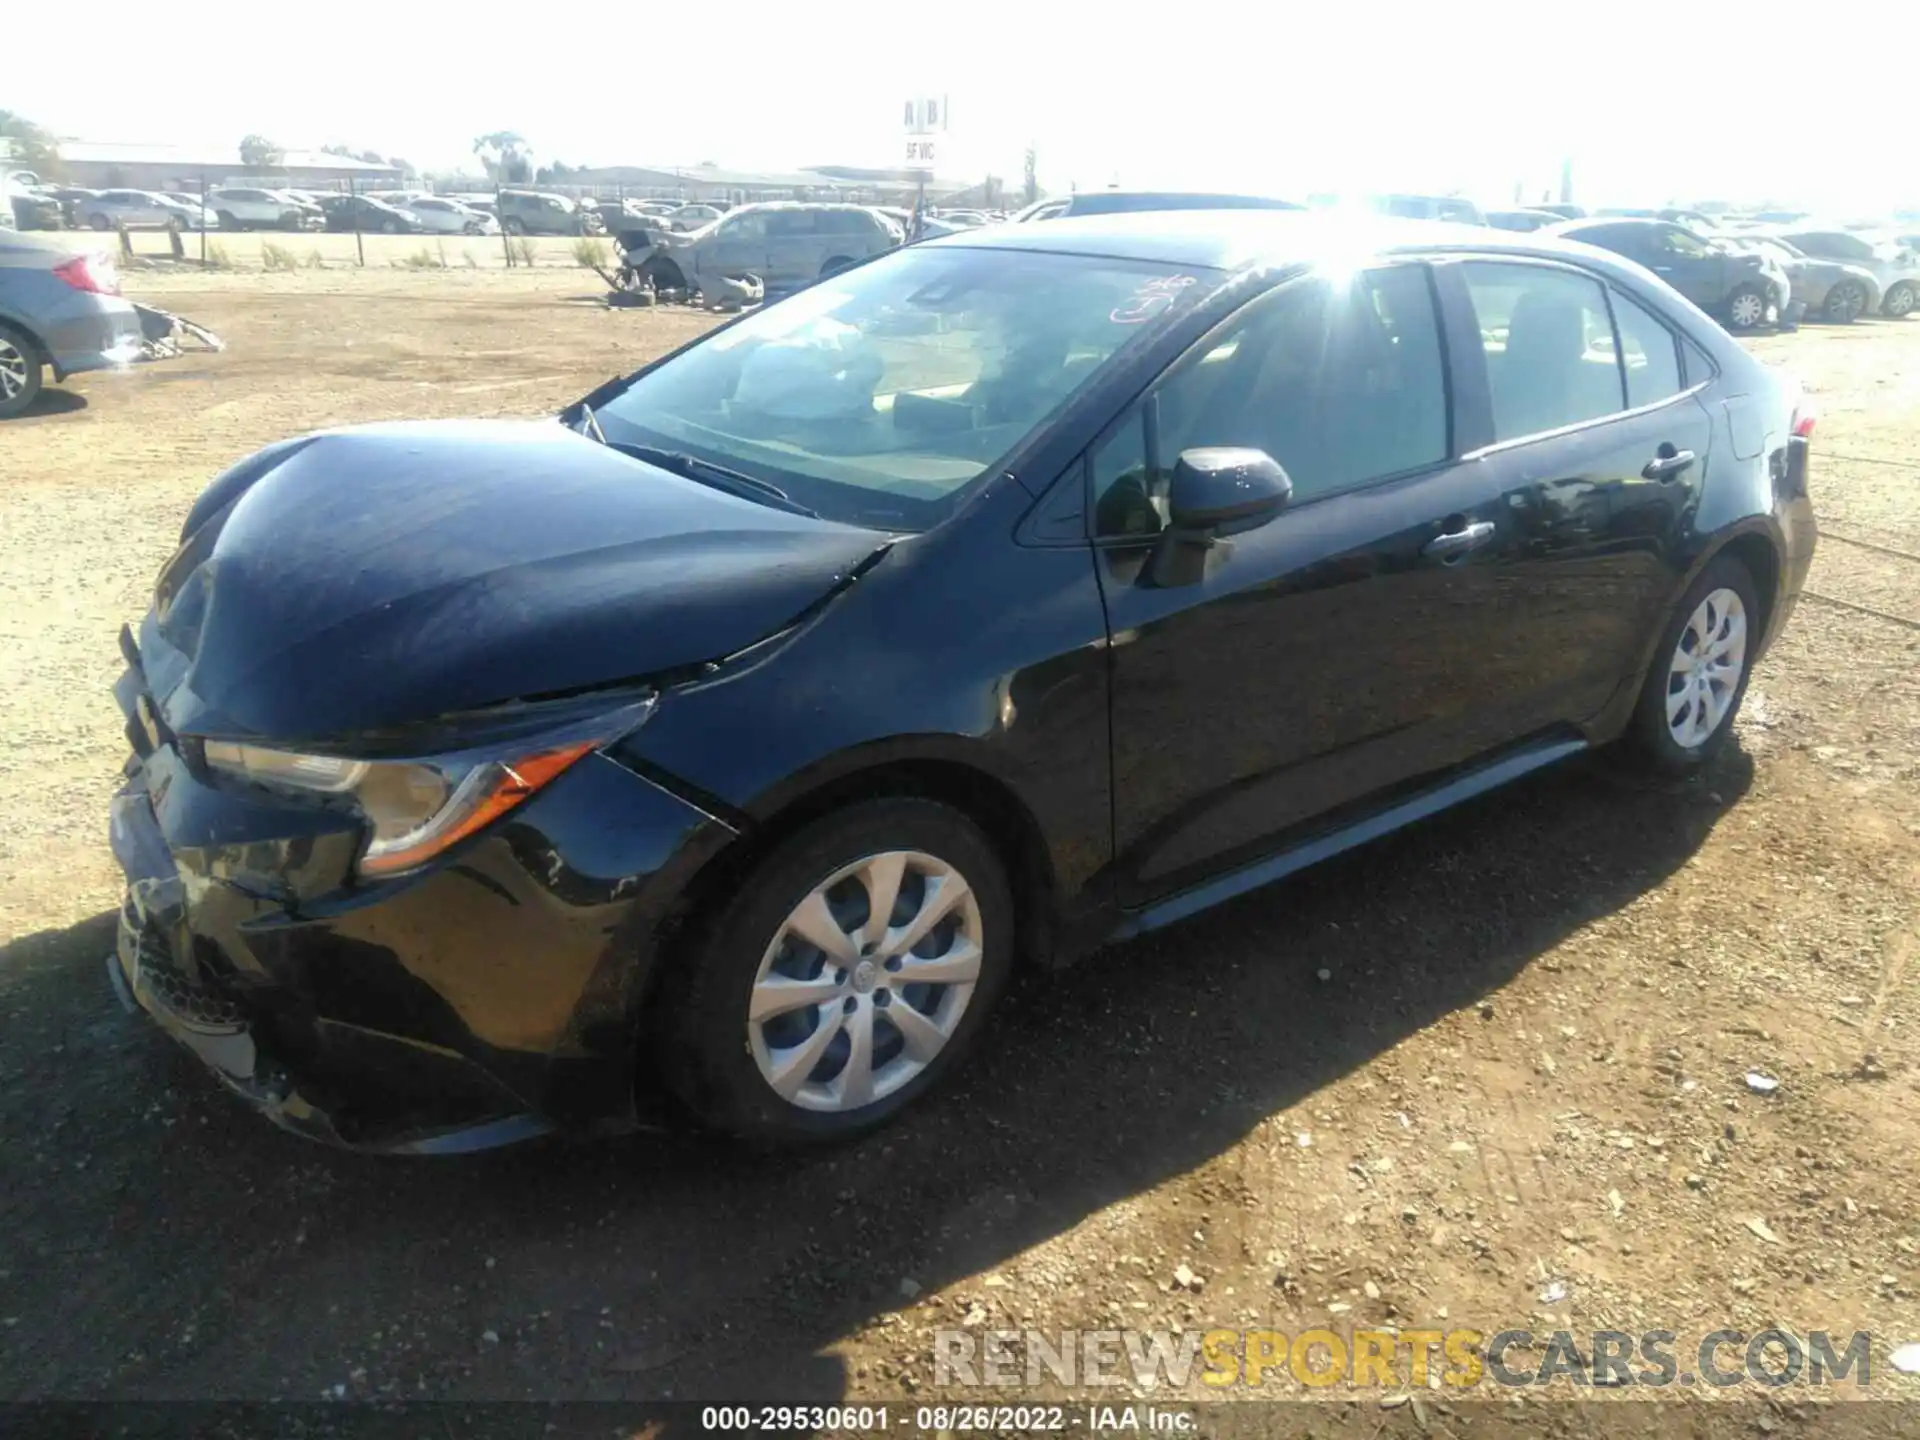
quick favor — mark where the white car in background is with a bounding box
[404,196,499,235]
[207,188,314,231]
[1776,228,1920,318]
[669,203,723,231]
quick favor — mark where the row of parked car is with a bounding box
[991,190,1920,331]
[0,178,743,241]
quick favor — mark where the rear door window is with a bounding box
[1460,261,1625,440]
[1609,290,1684,409]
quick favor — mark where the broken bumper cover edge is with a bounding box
[109,785,551,1155]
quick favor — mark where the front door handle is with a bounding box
[1422,520,1496,559]
[1642,447,1696,481]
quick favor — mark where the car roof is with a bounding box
[732,201,871,213]
[922,208,1653,275]
[1555,217,1669,232]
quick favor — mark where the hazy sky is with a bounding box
[8,0,1909,213]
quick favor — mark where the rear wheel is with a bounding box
[1626,554,1760,772]
[88,213,110,231]
[503,216,526,236]
[1823,279,1869,323]
[659,799,1015,1143]
[0,323,46,420]
[1725,284,1766,330]
[819,254,855,278]
[1883,282,1916,318]
[216,210,239,231]
[380,217,401,235]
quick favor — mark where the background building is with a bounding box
[55,142,397,192]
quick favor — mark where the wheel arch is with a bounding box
[642,753,1061,1014]
[0,312,52,380]
[1712,528,1782,650]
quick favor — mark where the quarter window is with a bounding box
[1091,265,1447,536]
[1460,262,1624,441]
[1609,291,1683,409]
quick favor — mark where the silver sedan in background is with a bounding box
[0,231,144,418]
[78,190,217,232]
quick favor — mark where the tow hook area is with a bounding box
[105,952,138,1015]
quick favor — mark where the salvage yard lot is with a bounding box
[2,269,1919,1419]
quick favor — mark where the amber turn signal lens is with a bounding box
[356,740,597,879]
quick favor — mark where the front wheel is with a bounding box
[1625,554,1759,772]
[0,323,46,419]
[819,254,855,279]
[1823,279,1869,323]
[88,213,111,231]
[380,217,401,234]
[503,217,526,236]
[659,799,1015,1143]
[1883,282,1916,318]
[1725,284,1766,331]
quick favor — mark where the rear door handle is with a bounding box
[1642,448,1696,481]
[1422,520,1496,559]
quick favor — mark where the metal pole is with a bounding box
[498,181,513,267]
[352,175,365,267]
[199,172,207,265]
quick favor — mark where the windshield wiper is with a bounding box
[606,442,822,519]
[561,396,607,443]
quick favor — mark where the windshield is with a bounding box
[595,244,1214,531]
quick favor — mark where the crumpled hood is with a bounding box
[145,420,886,741]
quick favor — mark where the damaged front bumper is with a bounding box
[107,768,553,1154]
[108,622,738,1153]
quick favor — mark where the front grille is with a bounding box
[130,921,247,1032]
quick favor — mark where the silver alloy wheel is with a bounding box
[1729,291,1765,328]
[748,850,984,1113]
[0,338,28,401]
[1666,587,1747,748]
[1827,282,1865,322]
[1886,284,1916,318]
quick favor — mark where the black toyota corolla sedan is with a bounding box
[109,212,1817,1152]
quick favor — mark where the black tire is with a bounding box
[1625,554,1760,773]
[503,216,526,236]
[380,217,401,235]
[1883,282,1916,319]
[88,213,110,231]
[1724,283,1766,331]
[820,254,855,278]
[0,322,47,420]
[463,221,483,236]
[658,798,1016,1144]
[1823,279,1869,324]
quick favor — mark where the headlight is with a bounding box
[202,695,655,879]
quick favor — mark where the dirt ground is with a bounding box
[2,269,1919,1431]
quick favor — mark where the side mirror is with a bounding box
[1167,448,1293,532]
[1147,448,1292,588]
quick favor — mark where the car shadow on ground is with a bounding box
[14,388,88,418]
[0,747,1750,1407]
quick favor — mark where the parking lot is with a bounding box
[2,267,1918,1417]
